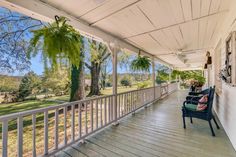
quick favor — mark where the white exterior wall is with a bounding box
[212,1,236,150]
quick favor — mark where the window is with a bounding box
[225,32,236,86]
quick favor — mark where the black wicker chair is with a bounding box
[182,86,220,136]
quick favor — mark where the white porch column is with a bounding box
[152,57,156,100]
[109,42,119,124]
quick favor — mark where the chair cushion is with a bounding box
[185,103,197,111]
[197,95,208,111]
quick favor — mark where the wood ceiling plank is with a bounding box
[218,0,231,11]
[162,27,180,50]
[192,0,201,19]
[209,0,221,14]
[138,0,176,29]
[95,5,155,38]
[128,34,166,54]
[200,0,211,16]
[80,0,137,24]
[42,0,109,18]
[181,0,192,21]
[170,26,186,49]
[168,0,185,23]
[151,30,173,51]
[203,15,218,48]
[179,21,198,50]
[198,17,209,49]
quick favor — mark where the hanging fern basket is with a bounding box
[131,54,151,72]
[29,15,82,68]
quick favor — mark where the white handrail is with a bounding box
[0,83,178,157]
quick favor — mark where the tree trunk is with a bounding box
[70,63,85,101]
[88,62,101,96]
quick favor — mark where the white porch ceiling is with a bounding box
[1,0,233,70]
[40,0,232,70]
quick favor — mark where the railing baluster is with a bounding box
[118,95,120,118]
[111,96,113,121]
[71,105,75,141]
[17,116,23,157]
[132,92,134,110]
[54,109,58,150]
[44,111,48,155]
[2,120,8,157]
[64,107,67,145]
[129,93,131,112]
[96,100,98,129]
[100,98,103,126]
[91,100,94,132]
[79,103,82,138]
[104,98,107,125]
[108,97,110,122]
[85,102,88,134]
[32,114,36,157]
[125,94,127,114]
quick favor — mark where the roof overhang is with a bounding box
[1,0,233,70]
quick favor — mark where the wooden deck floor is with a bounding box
[56,91,236,157]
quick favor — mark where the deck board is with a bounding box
[56,91,236,157]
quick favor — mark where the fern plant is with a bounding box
[28,16,81,67]
[131,54,151,72]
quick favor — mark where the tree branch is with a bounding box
[84,62,91,69]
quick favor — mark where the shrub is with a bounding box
[120,78,131,87]
[137,81,151,89]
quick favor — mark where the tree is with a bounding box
[100,56,112,90]
[28,16,85,102]
[0,7,43,73]
[85,40,111,96]
[18,71,41,100]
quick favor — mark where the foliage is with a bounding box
[0,75,21,92]
[42,66,70,95]
[117,52,134,71]
[18,72,41,100]
[131,55,151,72]
[172,70,205,87]
[156,65,169,84]
[0,7,43,73]
[120,77,131,87]
[137,81,151,89]
[28,16,81,68]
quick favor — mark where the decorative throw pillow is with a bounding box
[196,95,208,111]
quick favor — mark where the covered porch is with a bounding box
[1,0,236,156]
[57,90,235,157]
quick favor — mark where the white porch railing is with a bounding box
[0,83,178,157]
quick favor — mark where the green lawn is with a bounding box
[0,100,59,116]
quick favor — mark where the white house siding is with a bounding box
[212,1,236,150]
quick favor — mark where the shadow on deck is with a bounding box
[56,90,236,157]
